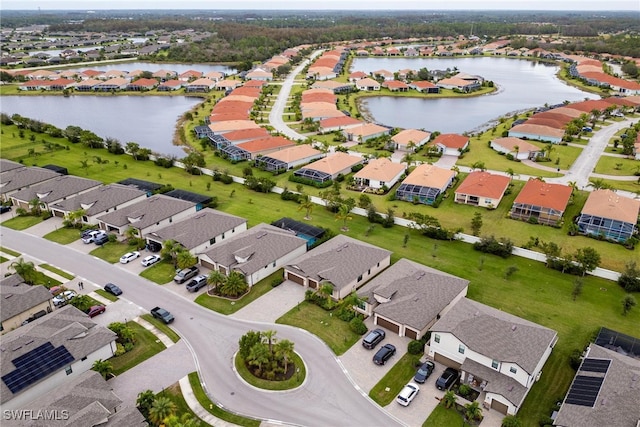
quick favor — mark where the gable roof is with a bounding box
[0,159,24,173]
[147,208,246,250]
[580,189,640,224]
[392,129,431,146]
[0,167,61,196]
[456,171,510,200]
[208,120,261,133]
[201,223,307,277]
[510,123,565,139]
[259,144,322,163]
[0,275,52,322]
[237,136,296,154]
[10,175,101,204]
[402,164,455,189]
[49,184,147,216]
[286,234,391,291]
[346,123,390,138]
[514,179,572,212]
[431,133,469,149]
[358,259,468,330]
[221,127,271,142]
[431,298,557,374]
[491,137,541,153]
[319,116,363,129]
[96,194,195,229]
[354,158,405,182]
[301,152,363,175]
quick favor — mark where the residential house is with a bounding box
[311,80,353,93]
[9,175,102,212]
[294,152,363,184]
[96,194,197,236]
[0,305,117,410]
[357,259,468,339]
[353,158,405,190]
[382,80,409,92]
[236,136,297,159]
[245,69,273,81]
[284,234,391,300]
[127,78,158,91]
[215,79,243,91]
[157,79,183,91]
[178,70,203,81]
[93,78,129,92]
[408,81,440,93]
[48,184,148,224]
[509,123,564,144]
[208,120,262,134]
[510,179,572,225]
[146,208,247,255]
[455,171,511,208]
[0,274,53,333]
[186,78,216,92]
[429,297,558,415]
[318,116,363,133]
[152,69,177,80]
[199,223,307,287]
[490,137,542,160]
[348,71,367,82]
[396,164,456,205]
[254,145,325,173]
[372,69,394,81]
[14,370,147,427]
[391,129,431,151]
[576,189,640,242]
[355,77,381,91]
[436,77,480,92]
[0,166,61,203]
[429,133,470,156]
[343,123,391,142]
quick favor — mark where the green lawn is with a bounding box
[95,289,119,302]
[158,382,204,426]
[0,246,21,257]
[194,269,281,315]
[89,241,135,264]
[109,322,166,376]
[1,215,43,230]
[276,302,361,356]
[141,313,181,343]
[369,353,422,406]
[140,261,176,285]
[234,351,306,391]
[39,264,75,280]
[594,155,640,177]
[43,227,83,245]
[423,404,471,427]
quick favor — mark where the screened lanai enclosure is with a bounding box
[395,183,441,205]
[293,168,332,184]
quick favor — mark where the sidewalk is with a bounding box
[179,376,246,427]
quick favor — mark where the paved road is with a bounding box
[0,227,404,427]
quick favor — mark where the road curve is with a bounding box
[0,227,403,427]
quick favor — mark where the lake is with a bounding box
[351,57,598,133]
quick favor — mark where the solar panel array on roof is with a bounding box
[271,217,325,239]
[293,168,332,183]
[164,189,212,204]
[580,358,611,373]
[565,375,604,407]
[2,342,74,394]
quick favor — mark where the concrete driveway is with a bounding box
[231,280,306,323]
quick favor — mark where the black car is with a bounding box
[436,367,460,390]
[373,344,396,365]
[104,282,123,296]
[362,328,386,349]
[413,361,435,384]
[94,233,109,245]
[0,205,12,214]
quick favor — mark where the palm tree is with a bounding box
[401,152,414,165]
[441,390,457,409]
[513,145,519,159]
[91,359,113,379]
[220,271,248,297]
[66,208,86,229]
[464,401,483,422]
[335,204,353,231]
[148,396,177,426]
[262,330,277,355]
[298,194,314,220]
[164,413,201,427]
[588,178,612,190]
[161,240,182,268]
[125,226,139,242]
[207,270,226,294]
[248,342,270,374]
[10,258,37,285]
[275,339,295,373]
[318,283,334,305]
[136,390,155,420]
[28,197,43,216]
[505,168,516,182]
[406,141,417,152]
[176,250,197,270]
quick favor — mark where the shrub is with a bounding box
[407,340,424,355]
[281,189,302,203]
[271,277,284,288]
[458,384,471,397]
[336,307,356,322]
[501,415,522,427]
[473,235,514,258]
[351,163,364,173]
[114,342,126,356]
[349,317,368,335]
[568,349,582,370]
[289,174,333,188]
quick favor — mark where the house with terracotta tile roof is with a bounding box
[510,179,572,225]
[255,145,324,173]
[73,78,102,91]
[429,133,470,156]
[318,116,363,133]
[372,69,394,81]
[152,69,178,79]
[490,137,543,160]
[408,81,440,93]
[186,78,216,92]
[311,80,353,93]
[382,80,409,92]
[455,171,510,208]
[348,71,367,82]
[576,189,640,242]
[208,120,262,134]
[220,128,271,144]
[396,164,456,205]
[509,123,564,144]
[343,123,391,142]
[392,129,431,151]
[353,158,406,190]
[99,70,128,80]
[157,79,183,91]
[215,79,243,91]
[94,77,130,91]
[436,77,480,92]
[179,70,203,81]
[355,77,381,91]
[127,78,158,91]
[293,152,363,183]
[236,136,296,159]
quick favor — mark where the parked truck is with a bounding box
[150,306,174,324]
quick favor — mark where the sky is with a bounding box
[2,0,639,10]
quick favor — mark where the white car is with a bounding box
[396,382,420,407]
[81,230,102,244]
[53,290,77,307]
[141,254,161,267]
[119,251,140,264]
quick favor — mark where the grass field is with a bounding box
[110,321,166,376]
[423,404,471,427]
[369,353,422,406]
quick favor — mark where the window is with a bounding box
[210,237,216,244]
[357,274,363,282]
[458,344,465,354]
[510,367,517,374]
[491,360,499,369]
[65,366,73,375]
[434,334,440,343]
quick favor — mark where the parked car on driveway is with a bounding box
[436,367,460,390]
[141,254,161,267]
[82,230,102,244]
[53,290,77,307]
[120,251,140,264]
[373,343,396,365]
[396,382,420,406]
[0,205,12,214]
[186,275,208,292]
[94,233,110,245]
[362,328,386,349]
[174,266,199,284]
[414,361,435,384]
[86,305,106,318]
[104,283,123,296]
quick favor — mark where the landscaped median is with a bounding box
[368,353,421,406]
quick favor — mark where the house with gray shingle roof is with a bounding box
[96,194,197,236]
[357,259,468,339]
[284,234,391,300]
[0,159,24,174]
[0,305,117,410]
[146,208,247,255]
[10,175,102,212]
[428,297,558,415]
[200,223,307,287]
[49,184,148,225]
[14,370,146,427]
[0,166,61,203]
[0,274,53,332]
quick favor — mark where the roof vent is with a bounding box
[416,272,426,280]
[24,339,34,345]
[4,294,13,299]
[256,232,268,239]
[511,325,517,331]
[508,385,514,391]
[12,345,22,352]
[601,397,607,406]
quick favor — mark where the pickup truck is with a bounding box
[150,306,174,324]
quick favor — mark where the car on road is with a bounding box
[82,230,102,244]
[396,382,420,406]
[85,305,106,318]
[373,343,396,365]
[104,283,123,296]
[151,306,174,324]
[362,328,386,349]
[141,254,161,267]
[186,275,208,292]
[94,233,110,245]
[413,361,435,384]
[174,266,200,284]
[120,251,140,264]
[436,367,460,390]
[53,290,77,307]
